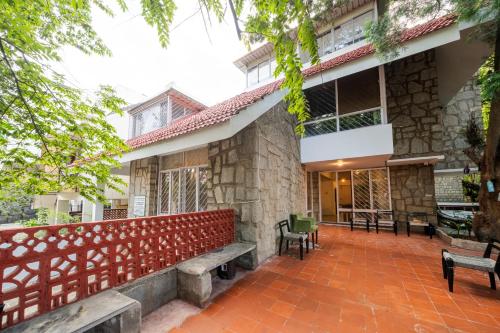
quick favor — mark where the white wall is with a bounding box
[300,124,394,164]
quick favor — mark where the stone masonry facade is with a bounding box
[438,78,483,170]
[385,51,441,219]
[206,102,305,263]
[385,50,483,210]
[390,165,437,223]
[128,156,158,217]
[386,50,443,159]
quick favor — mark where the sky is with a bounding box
[56,1,250,139]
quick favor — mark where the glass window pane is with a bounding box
[247,67,258,86]
[270,58,277,77]
[171,100,185,121]
[371,168,390,210]
[160,101,169,126]
[353,11,373,43]
[337,67,380,115]
[258,60,270,81]
[170,170,180,214]
[133,113,143,137]
[334,20,354,51]
[353,170,371,210]
[198,167,208,211]
[304,81,336,119]
[160,172,170,214]
[318,31,333,57]
[181,168,197,213]
[338,172,352,209]
[299,44,311,63]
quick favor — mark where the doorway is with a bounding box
[320,172,337,222]
[316,168,391,223]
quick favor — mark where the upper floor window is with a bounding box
[132,97,194,138]
[300,10,374,62]
[247,57,275,87]
[133,102,168,137]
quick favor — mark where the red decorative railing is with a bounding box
[0,209,235,329]
[103,208,128,220]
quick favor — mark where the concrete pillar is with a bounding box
[81,198,93,222]
[92,200,104,221]
[81,198,104,222]
[54,200,69,225]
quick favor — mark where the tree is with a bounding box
[0,0,322,203]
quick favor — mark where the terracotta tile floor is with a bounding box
[170,225,500,333]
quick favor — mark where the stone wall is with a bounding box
[206,103,305,263]
[385,50,443,158]
[390,165,437,223]
[128,156,159,217]
[438,78,483,169]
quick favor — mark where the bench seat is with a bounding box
[177,242,256,307]
[443,252,496,272]
[3,290,140,333]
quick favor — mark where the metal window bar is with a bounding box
[198,167,208,211]
[302,107,382,138]
[338,107,382,131]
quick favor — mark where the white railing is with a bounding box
[303,107,383,138]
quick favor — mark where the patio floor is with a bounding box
[169,225,499,333]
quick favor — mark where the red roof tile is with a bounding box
[127,14,456,150]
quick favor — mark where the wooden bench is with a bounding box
[2,290,140,333]
[177,242,257,307]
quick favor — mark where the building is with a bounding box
[86,0,489,264]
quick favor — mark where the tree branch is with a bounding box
[0,37,56,163]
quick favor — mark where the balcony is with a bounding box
[300,110,393,165]
[303,107,382,137]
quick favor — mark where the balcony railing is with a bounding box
[303,107,383,138]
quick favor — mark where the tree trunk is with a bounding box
[472,21,500,241]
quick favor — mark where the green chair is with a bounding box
[290,213,319,248]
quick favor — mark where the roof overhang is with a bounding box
[118,89,286,163]
[387,155,445,166]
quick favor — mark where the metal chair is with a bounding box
[406,211,435,238]
[278,219,309,260]
[375,210,397,235]
[442,239,500,292]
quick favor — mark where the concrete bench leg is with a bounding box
[94,299,141,333]
[177,270,212,307]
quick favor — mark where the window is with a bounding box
[318,31,334,57]
[159,166,208,214]
[334,11,373,51]
[270,58,277,76]
[258,59,270,81]
[337,67,380,115]
[132,97,196,138]
[353,11,373,43]
[133,102,168,137]
[247,58,273,87]
[171,100,186,121]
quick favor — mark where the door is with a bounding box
[320,172,337,222]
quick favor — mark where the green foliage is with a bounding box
[462,173,481,202]
[477,56,494,131]
[0,186,33,217]
[0,0,131,203]
[18,207,79,227]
